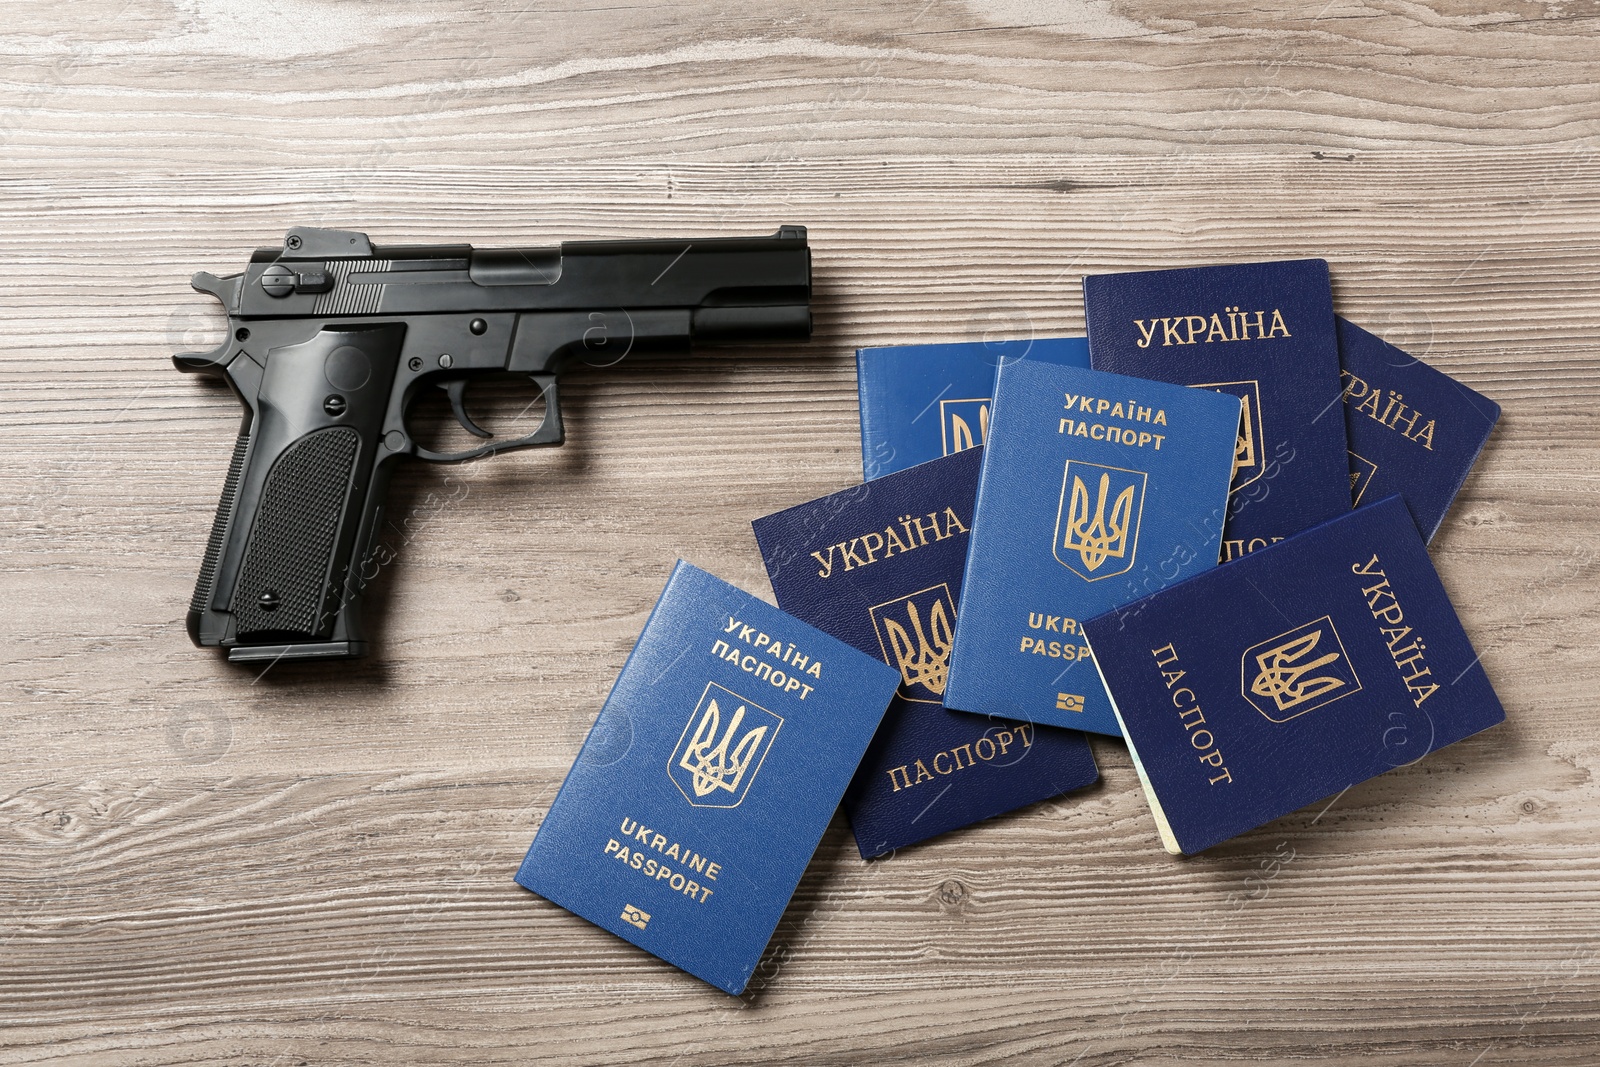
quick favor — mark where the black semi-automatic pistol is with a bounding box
[176,225,811,663]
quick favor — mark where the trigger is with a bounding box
[441,379,493,439]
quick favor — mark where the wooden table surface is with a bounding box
[3,2,1598,1064]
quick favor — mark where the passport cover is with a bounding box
[945,362,1241,734]
[1082,495,1505,856]
[514,562,900,995]
[751,448,1100,859]
[857,336,1090,479]
[1083,260,1351,558]
[1337,317,1500,542]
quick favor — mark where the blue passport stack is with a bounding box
[751,449,1100,858]
[1337,317,1501,542]
[514,562,900,995]
[857,337,1090,479]
[945,362,1241,734]
[1083,260,1351,558]
[1082,495,1505,856]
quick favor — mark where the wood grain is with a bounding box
[3,1,1600,1064]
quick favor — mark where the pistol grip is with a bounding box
[187,323,407,662]
[230,426,362,641]
[187,430,251,643]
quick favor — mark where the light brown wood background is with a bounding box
[2,1,1598,1064]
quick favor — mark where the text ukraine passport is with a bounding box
[1337,317,1500,542]
[945,362,1241,734]
[752,449,1099,858]
[1083,260,1351,557]
[514,562,900,995]
[1082,495,1505,855]
[857,337,1090,479]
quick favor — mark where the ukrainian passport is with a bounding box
[1083,259,1351,557]
[1337,317,1501,542]
[857,336,1090,479]
[514,562,900,995]
[752,448,1099,859]
[1082,495,1505,855]
[945,362,1241,734]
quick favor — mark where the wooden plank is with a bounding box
[1,770,1598,1065]
[1,0,1598,163]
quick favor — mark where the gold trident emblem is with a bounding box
[1250,629,1346,712]
[1066,471,1136,572]
[881,597,953,697]
[949,403,988,452]
[1232,390,1258,479]
[941,398,992,455]
[677,698,769,798]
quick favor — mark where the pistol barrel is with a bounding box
[234,226,811,325]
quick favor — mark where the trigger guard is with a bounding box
[412,375,564,463]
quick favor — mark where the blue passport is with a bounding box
[1337,317,1500,542]
[514,562,900,995]
[751,449,1100,858]
[857,336,1090,479]
[1082,495,1505,855]
[1083,260,1351,558]
[945,362,1241,734]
